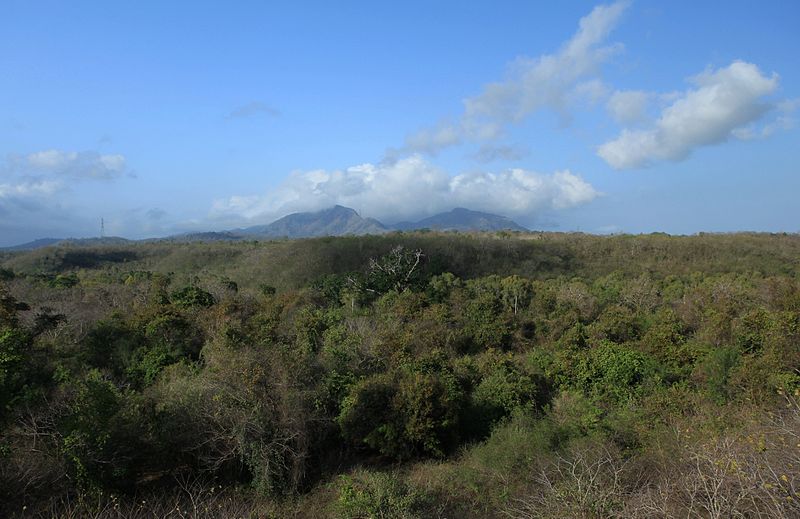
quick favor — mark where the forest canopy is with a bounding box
[1,231,799,518]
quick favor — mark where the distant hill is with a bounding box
[3,206,528,249]
[392,208,528,232]
[165,231,245,243]
[1,236,132,251]
[1,238,63,251]
[238,205,388,238]
[59,237,132,247]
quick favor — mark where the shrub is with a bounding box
[0,327,31,421]
[259,283,277,296]
[462,291,512,351]
[464,353,539,438]
[697,346,740,403]
[337,370,462,459]
[589,304,641,343]
[49,273,79,289]
[336,470,428,519]
[170,286,215,308]
[572,341,660,402]
[82,319,142,375]
[59,370,148,490]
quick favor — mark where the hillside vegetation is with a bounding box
[1,231,799,518]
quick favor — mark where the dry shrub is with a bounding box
[623,397,800,519]
[0,399,70,511]
[504,399,800,519]
[12,476,271,519]
[503,439,642,519]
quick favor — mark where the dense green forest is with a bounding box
[1,231,799,518]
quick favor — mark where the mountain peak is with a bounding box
[238,205,386,238]
[392,208,527,232]
[327,205,358,215]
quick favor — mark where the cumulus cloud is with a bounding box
[606,90,651,124]
[210,155,599,225]
[0,149,132,245]
[598,61,780,169]
[732,97,800,140]
[572,79,612,106]
[473,144,529,163]
[226,101,280,120]
[401,1,629,157]
[5,149,128,179]
[0,179,60,199]
[0,177,75,246]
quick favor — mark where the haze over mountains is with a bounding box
[2,206,528,250]
[238,205,388,238]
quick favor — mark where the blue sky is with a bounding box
[1,0,798,245]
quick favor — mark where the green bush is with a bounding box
[259,283,277,296]
[0,327,31,421]
[337,370,462,459]
[60,370,148,490]
[170,286,215,308]
[589,304,641,343]
[0,287,28,327]
[336,470,428,519]
[572,341,660,402]
[462,291,512,351]
[82,319,142,375]
[463,352,539,438]
[49,272,80,289]
[698,346,740,403]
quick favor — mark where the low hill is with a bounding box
[392,207,528,232]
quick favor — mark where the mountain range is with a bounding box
[237,205,388,238]
[392,207,527,233]
[2,206,528,250]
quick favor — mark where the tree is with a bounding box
[501,275,533,315]
[345,246,425,304]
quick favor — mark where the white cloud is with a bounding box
[0,177,73,245]
[6,149,128,179]
[473,144,528,163]
[606,90,651,124]
[0,149,132,245]
[572,79,611,106]
[732,97,800,140]
[0,179,60,198]
[402,1,629,157]
[403,121,463,155]
[598,61,779,169]
[211,155,599,225]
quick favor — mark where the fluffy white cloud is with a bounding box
[732,97,800,140]
[606,90,651,124]
[6,149,128,179]
[403,1,629,156]
[211,155,599,225]
[473,144,528,163]
[0,179,60,199]
[0,149,132,245]
[598,61,779,169]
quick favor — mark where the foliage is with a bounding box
[337,369,462,459]
[59,370,148,490]
[0,233,799,516]
[571,341,659,402]
[170,286,216,308]
[0,327,32,421]
[336,471,428,519]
